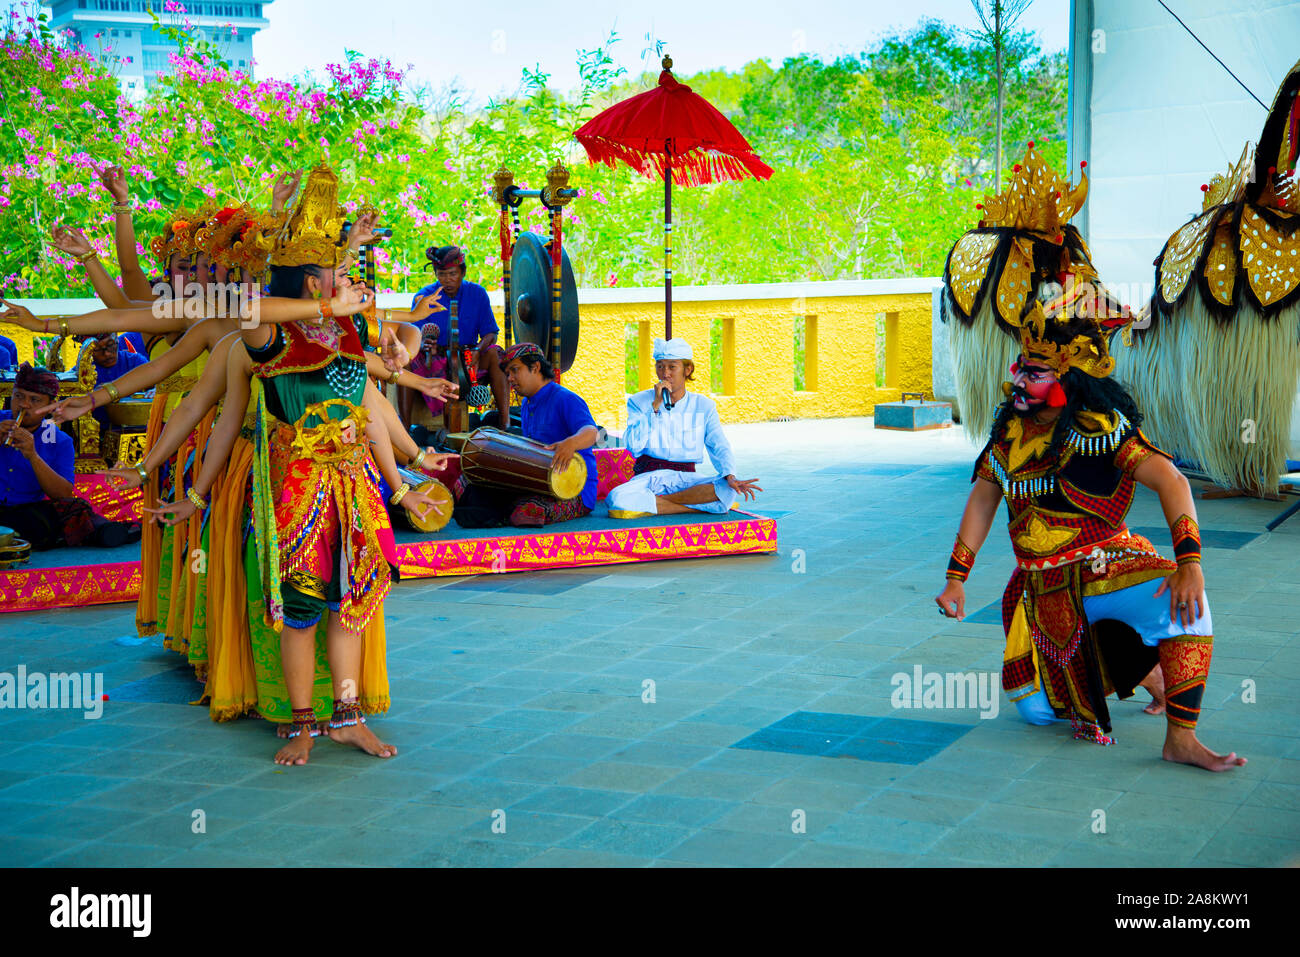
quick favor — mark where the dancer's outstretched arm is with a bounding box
[53,318,230,423]
[143,342,252,526]
[935,476,1003,620]
[100,165,156,302]
[101,332,243,489]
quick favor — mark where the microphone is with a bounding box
[659,385,674,412]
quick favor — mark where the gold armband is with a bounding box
[186,487,207,511]
[104,382,120,403]
[411,448,427,471]
[75,250,99,265]
[389,482,411,506]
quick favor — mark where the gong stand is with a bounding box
[492,162,579,382]
[492,166,524,350]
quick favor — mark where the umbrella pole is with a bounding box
[665,143,673,339]
[550,205,563,383]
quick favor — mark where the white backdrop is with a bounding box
[1071,0,1300,295]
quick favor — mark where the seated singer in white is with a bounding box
[608,337,761,518]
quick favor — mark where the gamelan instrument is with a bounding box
[443,295,472,434]
[0,529,32,569]
[460,426,586,500]
[494,164,581,375]
[388,467,454,534]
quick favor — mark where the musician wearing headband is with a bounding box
[934,287,1245,771]
[453,342,598,528]
[405,244,510,429]
[607,337,762,519]
[0,363,140,550]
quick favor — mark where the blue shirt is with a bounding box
[409,280,498,349]
[0,335,16,369]
[119,332,146,356]
[520,381,598,509]
[0,411,75,506]
[95,349,150,385]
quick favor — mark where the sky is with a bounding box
[8,0,1068,102]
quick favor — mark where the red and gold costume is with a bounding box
[248,313,398,635]
[976,409,1178,737]
[966,298,1214,742]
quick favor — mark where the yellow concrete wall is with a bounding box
[8,286,936,431]
[393,290,935,431]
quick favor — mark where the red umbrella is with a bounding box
[574,55,773,337]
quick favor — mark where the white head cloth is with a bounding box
[653,337,693,361]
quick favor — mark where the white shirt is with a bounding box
[622,389,735,477]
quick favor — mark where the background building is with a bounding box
[48,0,272,95]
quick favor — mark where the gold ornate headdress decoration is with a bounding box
[150,202,216,266]
[269,162,348,269]
[977,143,1089,242]
[1018,277,1136,378]
[194,205,252,267]
[1201,143,1252,211]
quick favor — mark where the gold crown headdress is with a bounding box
[269,162,348,269]
[1018,281,1136,378]
[224,209,284,279]
[194,204,253,267]
[150,202,216,266]
[977,143,1089,242]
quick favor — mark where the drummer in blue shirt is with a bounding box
[451,343,599,528]
[406,245,510,429]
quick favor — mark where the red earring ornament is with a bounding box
[1047,382,1067,408]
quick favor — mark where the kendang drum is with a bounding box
[461,427,586,500]
[390,467,454,533]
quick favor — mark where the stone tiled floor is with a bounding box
[2,418,1298,867]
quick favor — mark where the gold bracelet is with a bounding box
[135,463,149,485]
[411,448,426,470]
[104,382,120,402]
[76,250,99,265]
[389,367,401,384]
[111,201,133,213]
[389,482,411,506]
[186,487,207,511]
[58,318,70,337]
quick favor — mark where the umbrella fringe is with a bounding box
[577,136,772,187]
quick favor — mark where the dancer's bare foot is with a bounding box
[1162,727,1247,771]
[328,722,397,758]
[274,732,314,766]
[1138,664,1165,715]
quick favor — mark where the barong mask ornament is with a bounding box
[944,143,1093,332]
[1149,58,1300,321]
[1115,58,1300,496]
